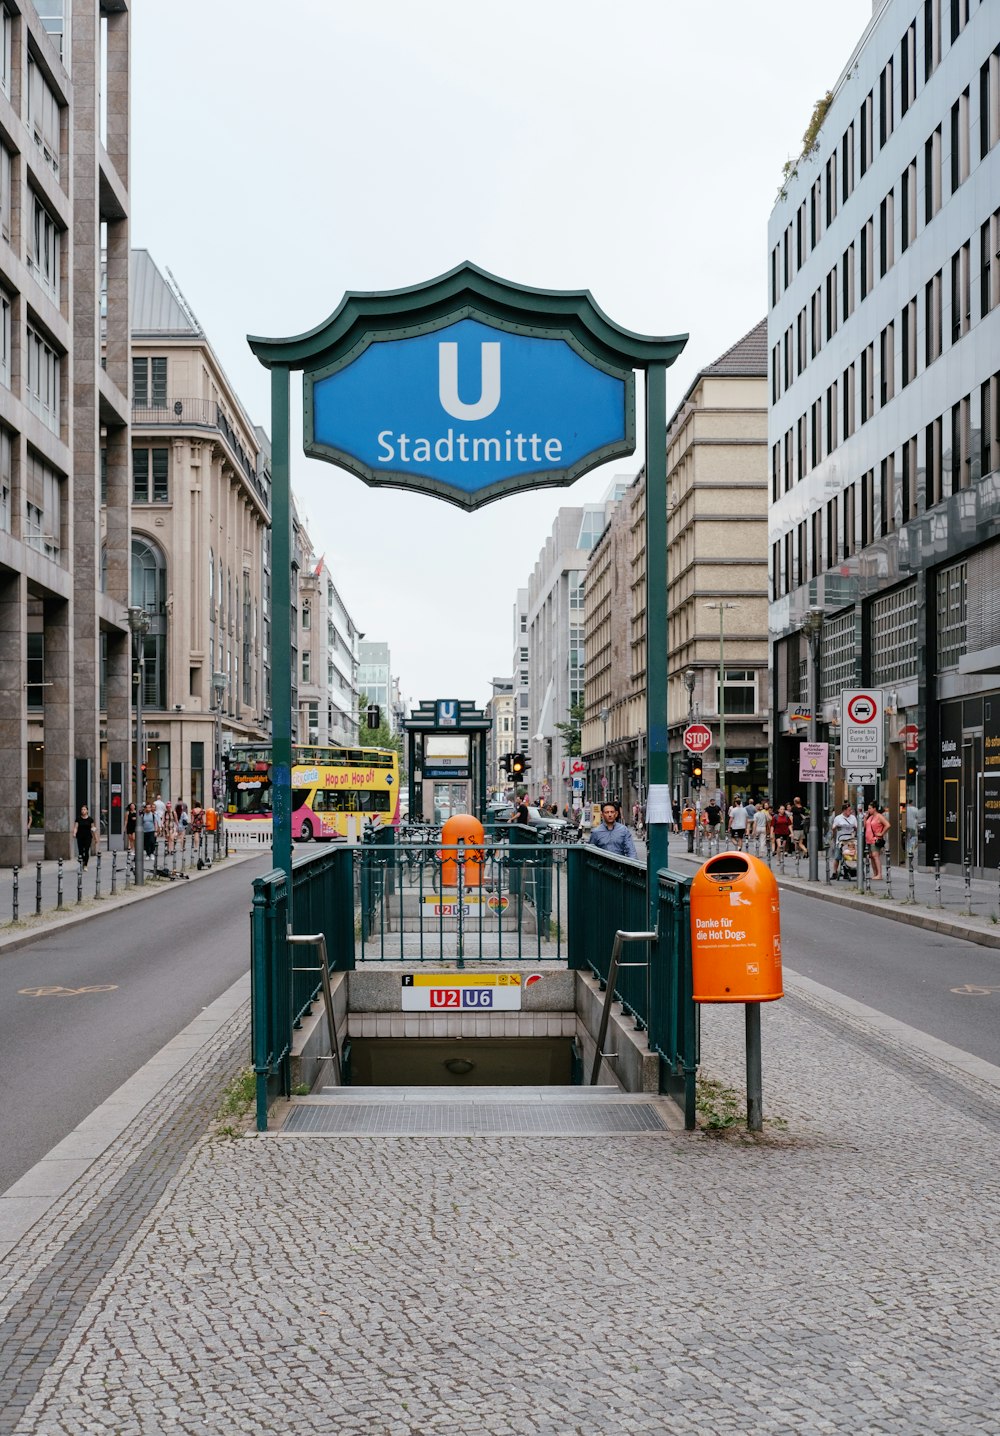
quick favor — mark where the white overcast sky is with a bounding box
[131,0,874,712]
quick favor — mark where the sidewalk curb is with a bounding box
[772,874,1000,951]
[0,850,260,959]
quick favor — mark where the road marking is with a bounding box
[950,983,997,996]
[18,984,119,997]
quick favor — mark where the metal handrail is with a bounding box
[590,927,657,1085]
[287,933,341,1085]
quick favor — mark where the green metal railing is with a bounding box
[250,838,698,1129]
[570,846,698,1127]
[251,844,354,1130]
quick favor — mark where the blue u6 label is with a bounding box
[307,318,633,510]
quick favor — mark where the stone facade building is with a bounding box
[3,1,131,861]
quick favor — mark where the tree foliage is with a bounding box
[555,698,584,758]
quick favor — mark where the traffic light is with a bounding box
[906,758,917,782]
[691,759,703,788]
[521,754,532,773]
[685,754,694,783]
[365,703,381,730]
[499,754,512,774]
[510,753,526,778]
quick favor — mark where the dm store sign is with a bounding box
[306,318,633,511]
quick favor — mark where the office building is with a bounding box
[768,0,1000,869]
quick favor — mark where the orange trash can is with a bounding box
[439,814,485,889]
[689,852,782,1002]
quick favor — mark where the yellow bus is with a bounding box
[225,744,400,842]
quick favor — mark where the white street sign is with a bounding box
[841,689,884,770]
[846,770,878,785]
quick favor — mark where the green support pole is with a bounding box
[270,364,293,919]
[645,361,669,930]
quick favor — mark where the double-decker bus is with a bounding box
[224,744,401,843]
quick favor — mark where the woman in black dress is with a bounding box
[125,801,137,852]
[73,805,96,869]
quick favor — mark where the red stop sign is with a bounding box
[683,723,713,754]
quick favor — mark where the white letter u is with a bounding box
[438,341,501,420]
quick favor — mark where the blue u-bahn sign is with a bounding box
[305,315,634,510]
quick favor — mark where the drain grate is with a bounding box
[281,1100,667,1136]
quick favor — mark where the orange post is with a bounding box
[439,814,485,889]
[689,852,782,1002]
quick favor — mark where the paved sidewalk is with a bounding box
[0,966,997,1431]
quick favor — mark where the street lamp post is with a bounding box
[127,606,150,886]
[682,667,696,804]
[802,607,824,882]
[599,705,609,803]
[212,671,228,855]
[706,602,738,808]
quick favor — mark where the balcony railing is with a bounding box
[132,397,271,513]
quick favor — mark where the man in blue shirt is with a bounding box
[588,802,637,858]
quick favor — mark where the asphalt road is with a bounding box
[779,887,1000,1066]
[0,855,272,1195]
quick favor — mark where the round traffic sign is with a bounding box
[901,723,919,753]
[846,694,878,724]
[683,723,713,754]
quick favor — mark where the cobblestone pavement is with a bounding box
[1,969,998,1435]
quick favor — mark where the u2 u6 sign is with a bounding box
[401,972,537,1011]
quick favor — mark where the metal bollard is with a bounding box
[885,847,893,900]
[36,861,43,916]
[12,865,18,922]
[908,850,916,904]
[934,853,942,907]
[77,858,83,904]
[95,851,102,900]
[111,850,118,896]
[57,858,64,909]
[964,855,973,915]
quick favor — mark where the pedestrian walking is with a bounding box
[73,805,96,869]
[141,802,157,860]
[771,804,792,855]
[830,801,858,879]
[790,796,808,855]
[751,802,771,853]
[864,802,890,879]
[727,797,748,851]
[588,802,637,858]
[704,799,722,843]
[125,801,138,852]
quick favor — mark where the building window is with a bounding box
[870,581,919,684]
[811,289,821,359]
[901,21,917,116]
[0,6,11,97]
[926,416,944,506]
[821,611,856,702]
[842,122,855,201]
[0,425,9,533]
[860,91,874,176]
[925,0,941,82]
[29,195,60,302]
[880,322,895,407]
[861,344,874,424]
[797,309,807,374]
[27,57,60,175]
[900,160,917,254]
[842,364,856,440]
[301,601,310,631]
[132,356,167,408]
[983,47,1000,159]
[842,243,855,320]
[902,435,919,522]
[302,651,310,683]
[0,141,10,244]
[825,267,838,343]
[879,192,894,278]
[981,208,1000,317]
[879,58,894,147]
[132,447,169,503]
[26,326,60,434]
[936,562,967,669]
[0,290,8,388]
[951,395,970,491]
[861,470,875,547]
[951,241,971,343]
[925,269,943,364]
[951,88,970,192]
[861,216,874,299]
[717,670,756,717]
[902,297,918,388]
[949,0,969,45]
[924,125,942,222]
[880,455,895,535]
